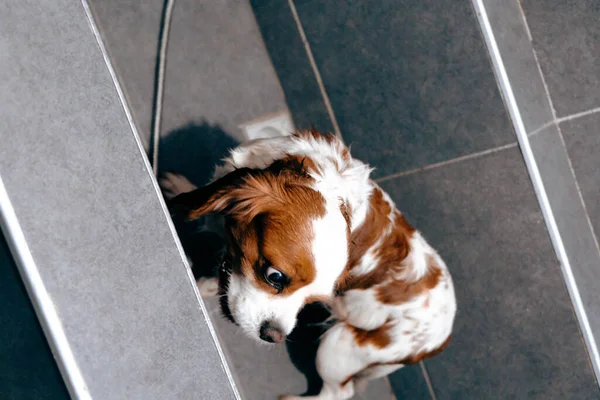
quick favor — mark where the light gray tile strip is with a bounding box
[0,176,90,399]
[472,0,600,383]
[81,1,242,397]
[0,0,240,397]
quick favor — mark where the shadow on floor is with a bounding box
[159,122,333,395]
[158,122,237,280]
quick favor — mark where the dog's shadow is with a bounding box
[160,122,328,395]
[158,122,237,280]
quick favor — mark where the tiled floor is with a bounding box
[253,0,514,178]
[90,0,288,149]
[478,0,600,383]
[519,0,600,118]
[88,0,600,398]
[251,0,600,398]
[88,1,393,398]
[380,148,598,399]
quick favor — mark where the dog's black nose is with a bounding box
[259,321,285,344]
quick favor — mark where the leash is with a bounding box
[149,0,177,176]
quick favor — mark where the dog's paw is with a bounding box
[159,172,197,199]
[278,395,303,400]
[196,277,219,297]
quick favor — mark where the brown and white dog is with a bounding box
[161,130,456,400]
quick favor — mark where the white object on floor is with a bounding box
[239,111,295,141]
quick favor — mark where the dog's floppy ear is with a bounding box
[167,167,255,221]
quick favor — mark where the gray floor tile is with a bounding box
[0,235,69,400]
[90,0,289,148]
[379,148,599,399]
[249,0,335,134]
[482,0,554,133]
[520,0,600,118]
[286,0,513,177]
[161,0,288,142]
[561,113,600,260]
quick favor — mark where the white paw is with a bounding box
[196,277,219,297]
[159,172,197,199]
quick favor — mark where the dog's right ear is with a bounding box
[166,167,254,221]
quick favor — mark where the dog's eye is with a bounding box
[265,266,288,290]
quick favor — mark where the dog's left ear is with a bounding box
[167,165,301,223]
[166,167,255,221]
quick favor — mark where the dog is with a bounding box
[161,129,456,400]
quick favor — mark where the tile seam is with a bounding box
[556,106,600,124]
[287,0,342,137]
[375,141,518,183]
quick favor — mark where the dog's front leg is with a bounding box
[279,322,374,400]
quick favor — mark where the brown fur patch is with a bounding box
[337,195,415,292]
[175,157,327,296]
[337,189,391,289]
[349,323,392,349]
[376,262,442,305]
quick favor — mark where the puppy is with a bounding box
[162,129,456,400]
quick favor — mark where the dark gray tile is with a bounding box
[482,0,554,133]
[389,364,432,400]
[249,0,335,133]
[530,122,600,341]
[0,234,69,400]
[561,113,600,264]
[290,0,513,177]
[379,148,599,399]
[520,0,600,118]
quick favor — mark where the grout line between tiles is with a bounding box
[528,120,554,137]
[287,0,342,138]
[81,1,243,398]
[556,106,600,124]
[516,0,533,41]
[419,361,438,400]
[375,141,518,183]
[473,0,600,384]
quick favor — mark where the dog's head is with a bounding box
[170,155,351,343]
